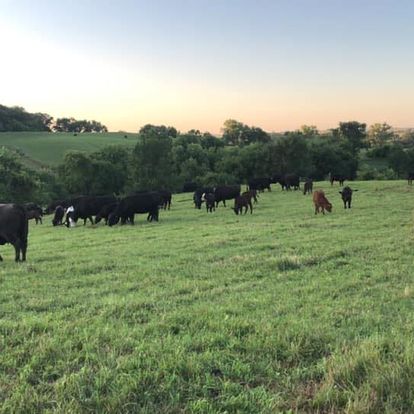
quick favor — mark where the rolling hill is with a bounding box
[0,132,139,168]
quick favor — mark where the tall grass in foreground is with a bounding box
[1,181,414,413]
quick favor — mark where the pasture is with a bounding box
[0,132,138,168]
[1,181,414,413]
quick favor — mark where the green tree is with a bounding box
[0,147,38,202]
[367,123,395,147]
[333,121,367,154]
[132,127,175,190]
[58,151,94,195]
[222,119,270,146]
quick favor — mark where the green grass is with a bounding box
[1,181,414,413]
[0,132,138,168]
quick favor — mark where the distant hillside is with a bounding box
[0,132,138,168]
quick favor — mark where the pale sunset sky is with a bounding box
[1,0,413,133]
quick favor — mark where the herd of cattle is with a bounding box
[3,170,413,262]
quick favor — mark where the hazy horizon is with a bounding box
[1,0,413,134]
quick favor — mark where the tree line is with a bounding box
[1,119,413,206]
[0,105,107,133]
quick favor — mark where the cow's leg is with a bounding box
[223,200,226,207]
[13,241,21,262]
[21,241,27,261]
[0,253,2,261]
[249,201,253,214]
[348,200,351,208]
[39,216,42,224]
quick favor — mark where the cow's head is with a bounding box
[326,203,333,213]
[108,213,119,226]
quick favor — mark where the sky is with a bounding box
[1,0,413,133]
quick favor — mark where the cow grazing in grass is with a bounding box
[203,193,215,213]
[52,206,65,226]
[108,192,161,226]
[408,173,414,185]
[278,173,300,191]
[71,195,117,225]
[330,174,345,186]
[193,187,214,209]
[339,186,357,209]
[158,190,172,210]
[0,204,28,262]
[242,189,258,204]
[24,203,43,224]
[95,203,118,224]
[248,177,271,192]
[303,179,313,195]
[313,190,332,215]
[214,185,241,207]
[233,194,253,215]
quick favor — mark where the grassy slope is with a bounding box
[0,132,138,167]
[1,181,414,413]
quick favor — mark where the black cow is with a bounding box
[108,192,161,226]
[270,173,282,184]
[158,190,172,210]
[408,172,414,185]
[24,203,43,224]
[339,186,357,209]
[71,195,117,225]
[303,179,313,195]
[279,173,300,190]
[95,203,118,225]
[330,174,345,186]
[0,204,28,262]
[214,185,241,207]
[248,177,271,192]
[193,187,214,209]
[52,206,65,226]
[183,182,198,193]
[233,194,253,215]
[203,193,215,213]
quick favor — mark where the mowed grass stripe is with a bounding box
[1,180,414,412]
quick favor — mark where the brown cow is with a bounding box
[313,190,332,215]
[233,194,253,215]
[242,189,258,204]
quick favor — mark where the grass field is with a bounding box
[1,181,414,413]
[0,132,138,168]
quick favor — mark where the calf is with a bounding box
[313,190,332,215]
[233,194,253,215]
[339,186,357,209]
[303,179,313,195]
[203,193,215,213]
[242,189,258,204]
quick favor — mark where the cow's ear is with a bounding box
[339,191,342,194]
[353,189,358,192]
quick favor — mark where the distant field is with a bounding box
[0,132,138,168]
[1,181,414,412]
